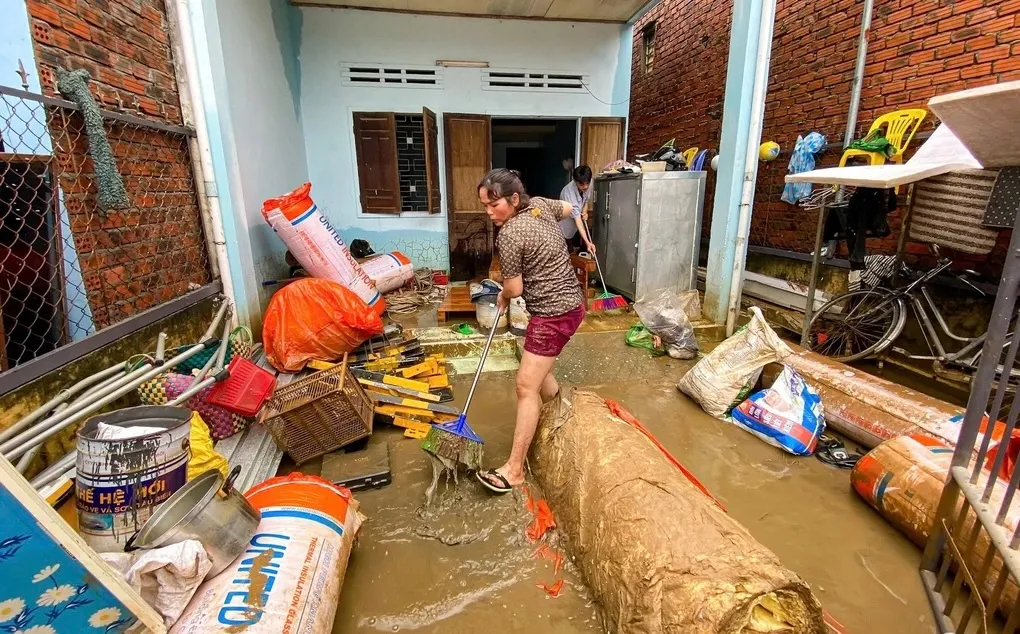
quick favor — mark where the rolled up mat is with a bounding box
[530,390,826,633]
[852,434,1019,615]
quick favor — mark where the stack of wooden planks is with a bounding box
[308,329,456,440]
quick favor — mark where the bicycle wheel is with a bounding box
[808,289,905,363]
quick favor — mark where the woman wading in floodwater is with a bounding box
[475,168,587,494]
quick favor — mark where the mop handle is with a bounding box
[582,218,611,294]
[461,304,506,415]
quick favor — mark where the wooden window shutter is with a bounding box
[423,107,442,214]
[353,112,401,213]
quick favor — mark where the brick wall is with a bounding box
[629,0,1020,276]
[23,0,210,327]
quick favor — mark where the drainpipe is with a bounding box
[843,0,875,150]
[724,0,778,336]
[167,0,237,325]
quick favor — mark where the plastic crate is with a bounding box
[260,354,374,465]
[207,356,277,417]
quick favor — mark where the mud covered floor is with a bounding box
[319,327,934,633]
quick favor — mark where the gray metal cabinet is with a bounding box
[591,171,706,300]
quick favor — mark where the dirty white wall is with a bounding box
[297,7,631,270]
[197,0,308,329]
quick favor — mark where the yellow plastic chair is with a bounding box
[839,109,927,167]
[682,147,699,166]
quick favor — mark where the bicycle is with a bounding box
[806,246,1019,386]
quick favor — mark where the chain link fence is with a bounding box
[0,84,212,373]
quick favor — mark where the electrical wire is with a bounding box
[385,268,441,314]
[581,81,630,107]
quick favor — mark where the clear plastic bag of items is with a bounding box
[633,288,700,360]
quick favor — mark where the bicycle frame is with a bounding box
[892,260,987,367]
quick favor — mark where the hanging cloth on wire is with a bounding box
[781,132,826,204]
[823,188,896,270]
[847,130,898,159]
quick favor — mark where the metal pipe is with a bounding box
[173,0,238,327]
[0,363,156,456]
[155,332,167,363]
[800,206,829,345]
[163,0,220,280]
[0,363,125,445]
[2,304,230,459]
[30,452,77,489]
[725,0,777,336]
[16,402,72,474]
[843,0,874,150]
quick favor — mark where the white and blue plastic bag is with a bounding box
[730,365,825,456]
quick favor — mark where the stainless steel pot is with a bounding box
[125,466,260,578]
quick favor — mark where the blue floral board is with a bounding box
[0,487,137,634]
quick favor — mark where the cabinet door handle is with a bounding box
[631,268,636,283]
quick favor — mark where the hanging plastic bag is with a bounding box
[263,277,384,372]
[625,325,665,356]
[731,365,825,455]
[677,307,791,418]
[634,288,698,360]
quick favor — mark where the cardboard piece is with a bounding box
[929,80,1020,168]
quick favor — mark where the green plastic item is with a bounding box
[453,323,477,335]
[625,325,665,356]
[848,131,897,158]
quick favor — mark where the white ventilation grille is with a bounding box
[483,69,587,93]
[341,63,442,88]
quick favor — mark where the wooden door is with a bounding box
[422,107,442,213]
[443,113,491,280]
[353,112,401,213]
[580,117,626,175]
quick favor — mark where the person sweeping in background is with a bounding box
[475,168,587,494]
[559,165,596,254]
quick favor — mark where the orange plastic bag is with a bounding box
[263,278,384,372]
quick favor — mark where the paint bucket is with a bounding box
[170,473,362,633]
[262,182,384,315]
[360,252,415,294]
[75,405,192,553]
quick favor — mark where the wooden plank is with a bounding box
[437,284,476,322]
[0,456,167,633]
[929,80,1020,168]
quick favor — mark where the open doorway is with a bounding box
[444,116,579,282]
[492,118,578,199]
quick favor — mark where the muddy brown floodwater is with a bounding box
[319,328,935,633]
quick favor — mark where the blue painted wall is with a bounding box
[196,0,310,329]
[297,8,632,271]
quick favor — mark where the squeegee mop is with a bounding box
[583,218,628,311]
[420,306,504,472]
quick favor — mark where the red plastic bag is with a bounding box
[263,278,384,372]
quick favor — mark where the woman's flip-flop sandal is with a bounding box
[815,435,862,470]
[476,469,513,494]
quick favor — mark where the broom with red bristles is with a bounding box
[583,218,628,311]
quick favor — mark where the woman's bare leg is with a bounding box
[482,350,557,487]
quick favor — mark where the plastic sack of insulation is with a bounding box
[262,183,384,315]
[262,277,384,372]
[731,365,825,456]
[170,473,363,633]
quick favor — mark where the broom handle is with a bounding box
[462,305,505,415]
[582,218,611,294]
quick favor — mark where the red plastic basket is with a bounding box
[207,356,277,417]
